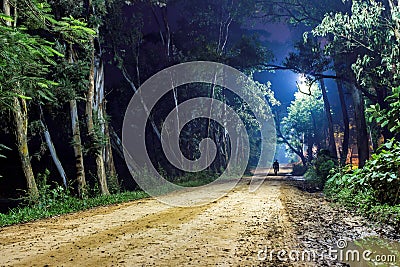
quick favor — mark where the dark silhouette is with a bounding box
[273,160,280,176]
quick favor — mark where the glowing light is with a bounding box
[297,74,307,84]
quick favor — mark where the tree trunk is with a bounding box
[96,58,115,194]
[349,84,369,167]
[171,81,184,170]
[275,118,307,167]
[39,106,68,188]
[4,0,38,199]
[85,0,109,195]
[87,41,109,196]
[70,99,87,197]
[3,0,10,20]
[150,4,166,46]
[319,79,337,159]
[306,133,314,163]
[68,47,87,198]
[13,97,39,199]
[376,87,395,141]
[222,94,229,167]
[388,0,400,41]
[161,7,171,57]
[336,80,350,165]
[104,119,118,192]
[205,73,219,169]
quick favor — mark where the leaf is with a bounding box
[0,144,11,151]
[0,14,13,22]
[37,82,49,89]
[16,94,32,100]
[37,90,54,101]
[43,46,64,58]
[385,142,393,149]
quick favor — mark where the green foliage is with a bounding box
[51,56,90,104]
[0,21,59,108]
[327,139,400,205]
[173,171,218,187]
[0,144,11,159]
[368,86,400,135]
[314,0,400,90]
[285,36,330,75]
[21,169,68,205]
[304,149,336,189]
[52,16,96,42]
[106,175,121,194]
[0,0,95,111]
[325,162,400,231]
[256,0,347,27]
[0,190,149,227]
[357,140,400,205]
[279,82,325,161]
[84,111,108,156]
[292,163,307,176]
[227,35,274,73]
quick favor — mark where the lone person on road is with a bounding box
[273,160,280,176]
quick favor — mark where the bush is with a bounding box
[324,140,400,231]
[327,139,400,205]
[324,167,400,231]
[359,139,400,205]
[292,163,307,176]
[304,149,336,189]
[174,170,218,187]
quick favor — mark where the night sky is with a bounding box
[249,22,309,107]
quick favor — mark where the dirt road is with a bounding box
[0,171,391,266]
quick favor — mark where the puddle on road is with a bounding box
[337,237,400,266]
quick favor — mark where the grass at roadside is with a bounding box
[324,181,400,232]
[0,190,149,227]
[0,172,221,227]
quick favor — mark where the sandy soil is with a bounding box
[0,170,389,267]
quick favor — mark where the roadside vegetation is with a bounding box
[0,188,148,228]
[0,170,221,227]
[307,86,400,230]
[272,0,400,231]
[0,0,273,223]
[324,139,400,231]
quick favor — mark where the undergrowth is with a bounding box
[324,139,400,231]
[0,170,223,227]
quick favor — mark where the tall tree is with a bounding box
[282,38,338,158]
[278,83,326,165]
[335,80,350,165]
[85,0,113,195]
[68,46,88,197]
[257,0,371,166]
[0,0,69,198]
[313,0,400,165]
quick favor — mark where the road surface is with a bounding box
[0,169,390,266]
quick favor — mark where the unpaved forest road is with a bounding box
[0,169,391,267]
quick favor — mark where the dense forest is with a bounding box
[0,0,399,229]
